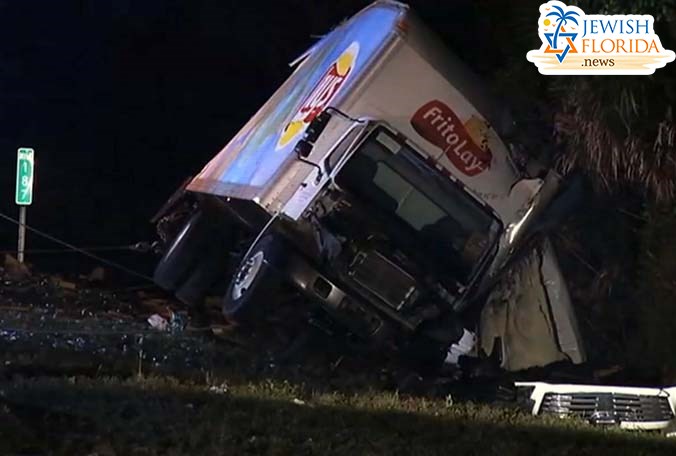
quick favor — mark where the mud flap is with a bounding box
[479,236,585,371]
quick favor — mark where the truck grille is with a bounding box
[540,392,674,424]
[348,250,416,310]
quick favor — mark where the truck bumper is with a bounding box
[280,253,385,338]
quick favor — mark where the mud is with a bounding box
[0,266,406,394]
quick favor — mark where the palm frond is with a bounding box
[550,4,565,15]
[554,77,676,202]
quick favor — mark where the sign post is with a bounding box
[15,148,34,263]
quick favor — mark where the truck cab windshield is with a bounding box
[335,128,500,284]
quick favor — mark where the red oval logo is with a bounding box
[411,100,492,177]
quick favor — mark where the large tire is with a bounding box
[153,210,209,291]
[222,235,287,323]
[175,222,233,305]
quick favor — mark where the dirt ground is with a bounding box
[1,263,675,455]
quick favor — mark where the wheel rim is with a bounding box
[232,251,264,300]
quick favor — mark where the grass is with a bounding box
[1,274,675,455]
[1,375,675,455]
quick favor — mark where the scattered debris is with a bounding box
[51,277,77,290]
[129,241,160,253]
[87,266,106,283]
[147,314,169,331]
[147,311,188,333]
[6,259,674,440]
[3,254,30,281]
[208,383,229,394]
[210,325,234,337]
[169,311,188,333]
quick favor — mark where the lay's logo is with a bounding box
[411,100,492,177]
[276,42,359,150]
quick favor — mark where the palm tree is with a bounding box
[546,4,579,51]
[454,0,676,376]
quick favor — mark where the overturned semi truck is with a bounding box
[152,0,586,371]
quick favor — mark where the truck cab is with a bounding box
[245,115,504,354]
[209,110,579,367]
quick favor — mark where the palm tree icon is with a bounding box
[547,4,580,50]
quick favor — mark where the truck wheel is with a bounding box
[153,210,209,291]
[175,223,233,305]
[223,235,287,323]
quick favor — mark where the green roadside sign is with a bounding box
[15,148,34,205]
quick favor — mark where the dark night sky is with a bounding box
[0,1,498,262]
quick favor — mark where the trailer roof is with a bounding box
[187,1,407,200]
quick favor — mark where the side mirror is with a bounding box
[294,139,313,158]
[293,110,335,180]
[304,111,332,143]
[293,111,333,160]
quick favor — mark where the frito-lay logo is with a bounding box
[411,100,492,177]
[276,42,360,150]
